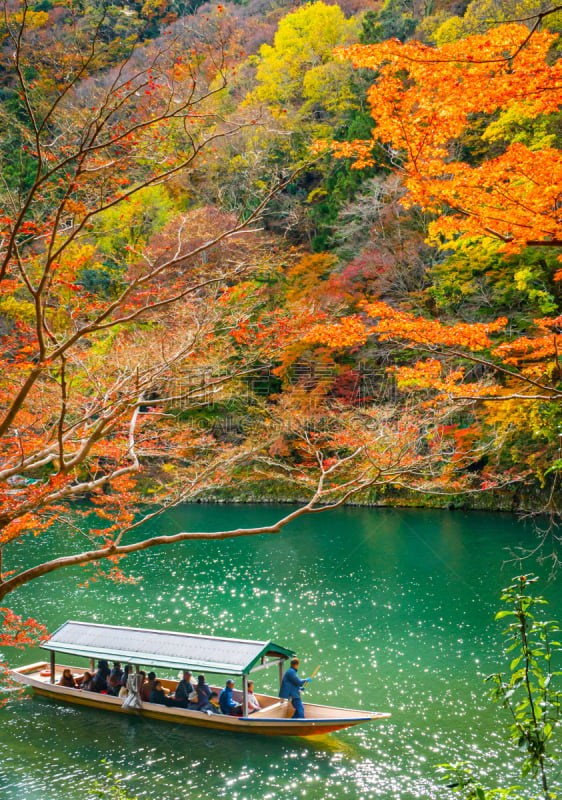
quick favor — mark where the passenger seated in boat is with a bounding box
[91,659,110,693]
[149,680,169,705]
[141,671,157,702]
[247,680,261,712]
[198,690,220,714]
[219,679,242,716]
[170,670,194,708]
[195,674,212,710]
[58,669,76,688]
[107,672,122,696]
[118,664,133,697]
[76,671,94,691]
[109,662,123,684]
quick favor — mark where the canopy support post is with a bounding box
[50,650,55,684]
[242,674,249,718]
[279,660,284,694]
[90,658,95,671]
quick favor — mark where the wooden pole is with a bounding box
[50,650,55,684]
[242,674,249,718]
[279,660,284,694]
[90,658,95,671]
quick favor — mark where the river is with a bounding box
[1,505,560,800]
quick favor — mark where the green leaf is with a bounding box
[510,656,522,671]
[521,762,532,778]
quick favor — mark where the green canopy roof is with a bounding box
[41,621,295,675]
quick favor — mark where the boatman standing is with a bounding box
[279,658,312,718]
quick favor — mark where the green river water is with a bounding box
[1,505,560,800]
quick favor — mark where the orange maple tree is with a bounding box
[307,21,562,409]
[320,23,562,253]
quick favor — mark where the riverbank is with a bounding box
[191,481,549,514]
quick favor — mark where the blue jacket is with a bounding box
[279,667,306,700]
[219,685,237,714]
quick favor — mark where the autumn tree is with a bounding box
[248,0,360,119]
[323,24,562,252]
[305,20,562,522]
[316,20,562,393]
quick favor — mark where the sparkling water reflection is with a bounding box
[1,506,559,800]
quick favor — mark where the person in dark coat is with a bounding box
[198,690,220,714]
[172,670,194,708]
[149,680,168,705]
[279,658,312,718]
[107,670,123,696]
[195,674,212,710]
[219,679,242,716]
[91,660,110,693]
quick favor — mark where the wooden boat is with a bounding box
[10,621,390,737]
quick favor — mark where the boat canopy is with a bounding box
[41,621,295,675]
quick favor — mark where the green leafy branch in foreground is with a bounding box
[438,574,561,800]
[86,761,138,800]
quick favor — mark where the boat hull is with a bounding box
[11,662,390,737]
